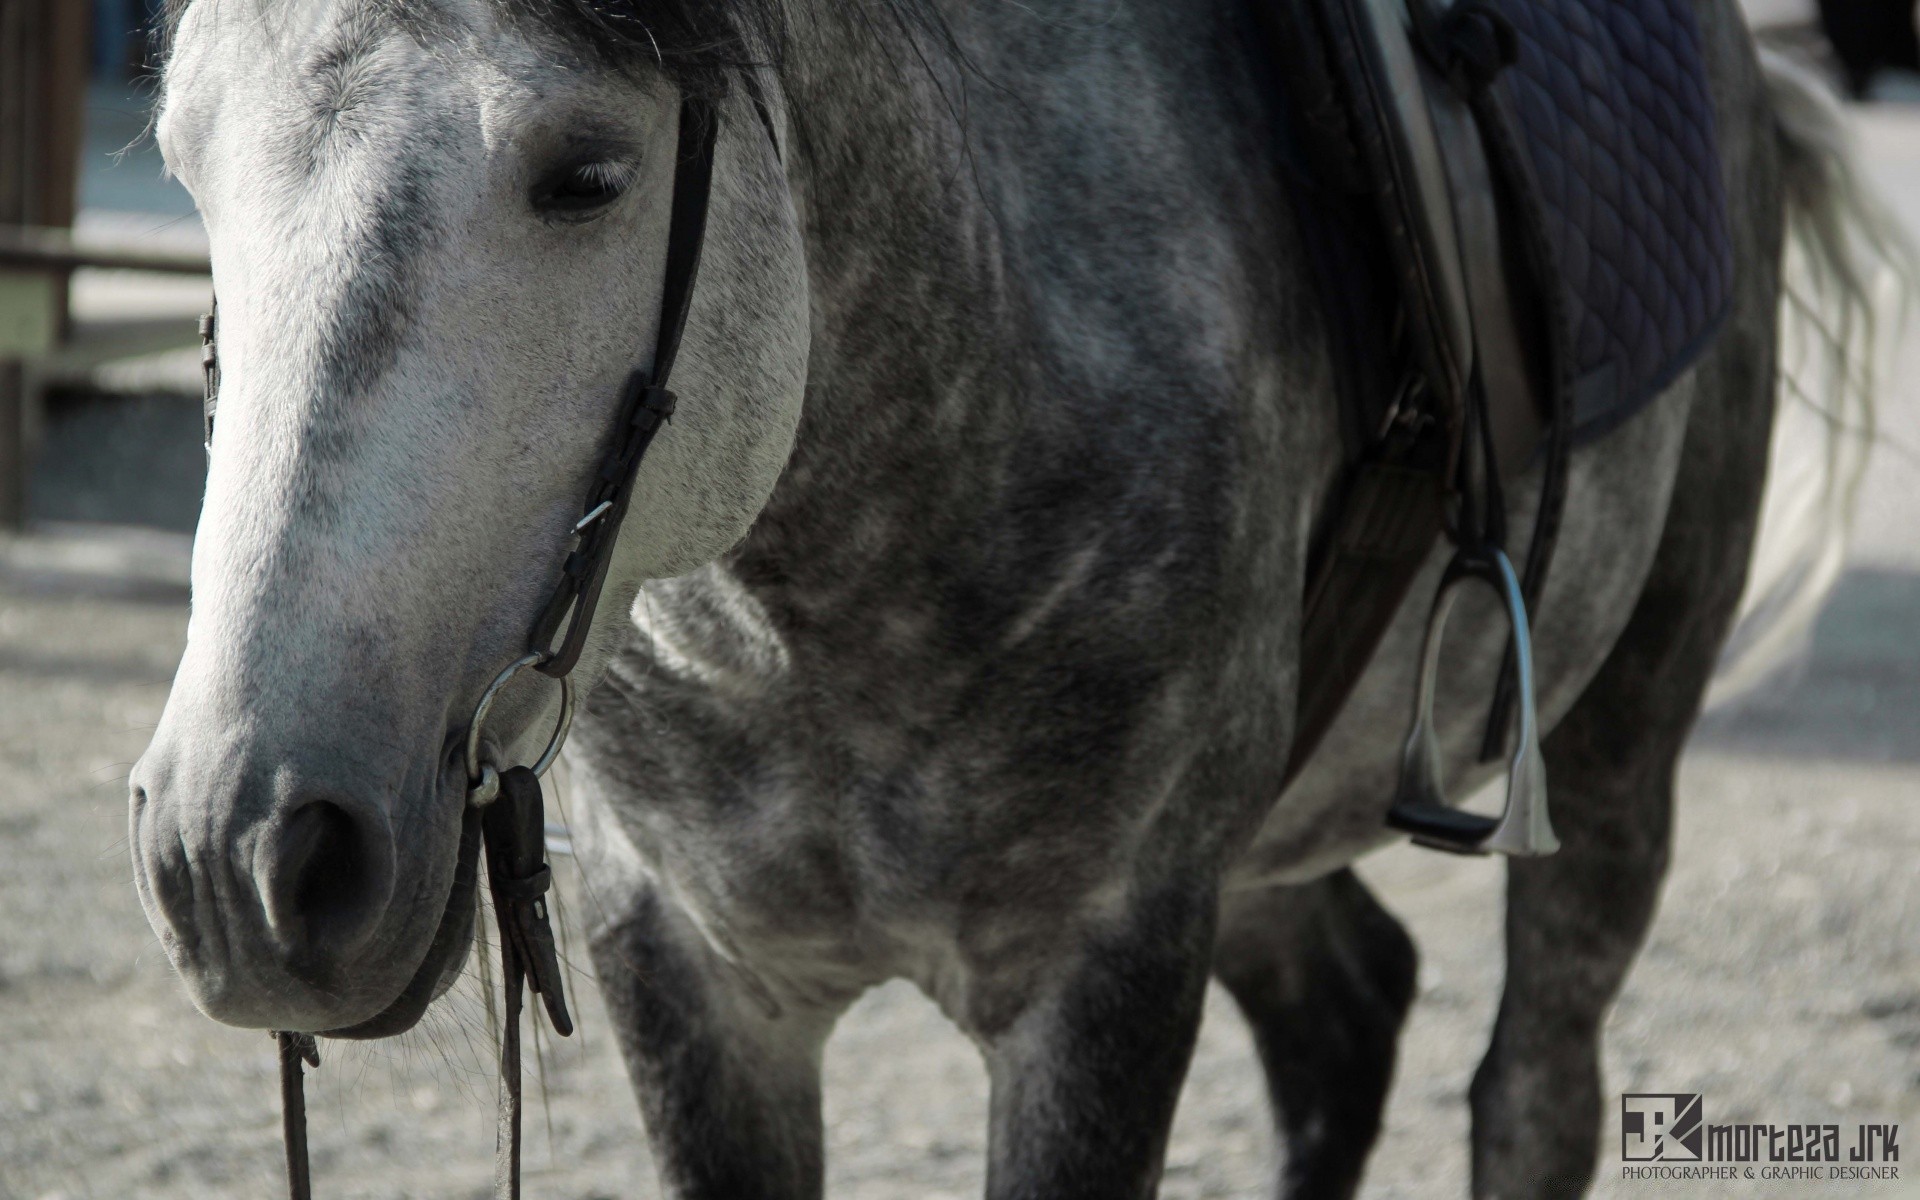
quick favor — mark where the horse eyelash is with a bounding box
[572,159,640,191]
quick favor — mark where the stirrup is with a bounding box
[1385,544,1558,857]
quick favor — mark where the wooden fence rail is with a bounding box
[0,225,211,276]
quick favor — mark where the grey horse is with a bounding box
[130,0,1893,1194]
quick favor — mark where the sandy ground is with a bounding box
[5,30,1920,1200]
[7,604,1917,1200]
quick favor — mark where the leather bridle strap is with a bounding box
[528,93,719,678]
[472,95,718,1190]
[266,90,722,1200]
[483,765,575,1199]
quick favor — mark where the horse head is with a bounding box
[129,0,805,1035]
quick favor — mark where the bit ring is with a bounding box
[464,653,574,806]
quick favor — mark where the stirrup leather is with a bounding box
[1385,544,1557,857]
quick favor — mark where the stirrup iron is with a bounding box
[1385,545,1557,857]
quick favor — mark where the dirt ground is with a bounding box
[5,25,1920,1200]
[4,569,1917,1200]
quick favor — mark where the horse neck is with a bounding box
[720,0,1315,639]
[743,15,1026,568]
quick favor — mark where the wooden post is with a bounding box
[0,0,90,530]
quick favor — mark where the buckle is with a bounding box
[1385,543,1557,857]
[634,384,677,417]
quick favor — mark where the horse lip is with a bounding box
[318,804,482,1040]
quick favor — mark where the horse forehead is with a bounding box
[178,0,490,54]
[166,0,522,143]
[165,6,558,242]
[159,8,512,422]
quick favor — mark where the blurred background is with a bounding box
[0,1,1915,1198]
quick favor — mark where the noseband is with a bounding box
[203,92,721,1200]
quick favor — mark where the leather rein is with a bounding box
[200,93,719,1200]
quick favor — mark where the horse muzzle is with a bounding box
[128,739,476,1034]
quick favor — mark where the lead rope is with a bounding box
[275,1032,318,1200]
[252,92,721,1200]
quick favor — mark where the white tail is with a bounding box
[1708,48,1917,703]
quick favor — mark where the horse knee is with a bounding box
[1470,1024,1603,1199]
[980,884,1216,1200]
[1213,871,1417,1199]
[590,890,841,1200]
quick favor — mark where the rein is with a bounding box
[203,92,719,1199]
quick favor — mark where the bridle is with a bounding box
[200,91,720,1200]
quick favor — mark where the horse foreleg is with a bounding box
[590,884,844,1200]
[978,883,1216,1200]
[1212,869,1417,1199]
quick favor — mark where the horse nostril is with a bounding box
[269,800,390,962]
[129,782,199,949]
[286,801,356,912]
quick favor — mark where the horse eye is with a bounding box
[534,160,637,217]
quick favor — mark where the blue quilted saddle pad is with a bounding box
[1483,0,1734,437]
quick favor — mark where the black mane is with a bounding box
[501,0,789,91]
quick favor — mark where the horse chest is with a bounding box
[588,578,1240,997]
